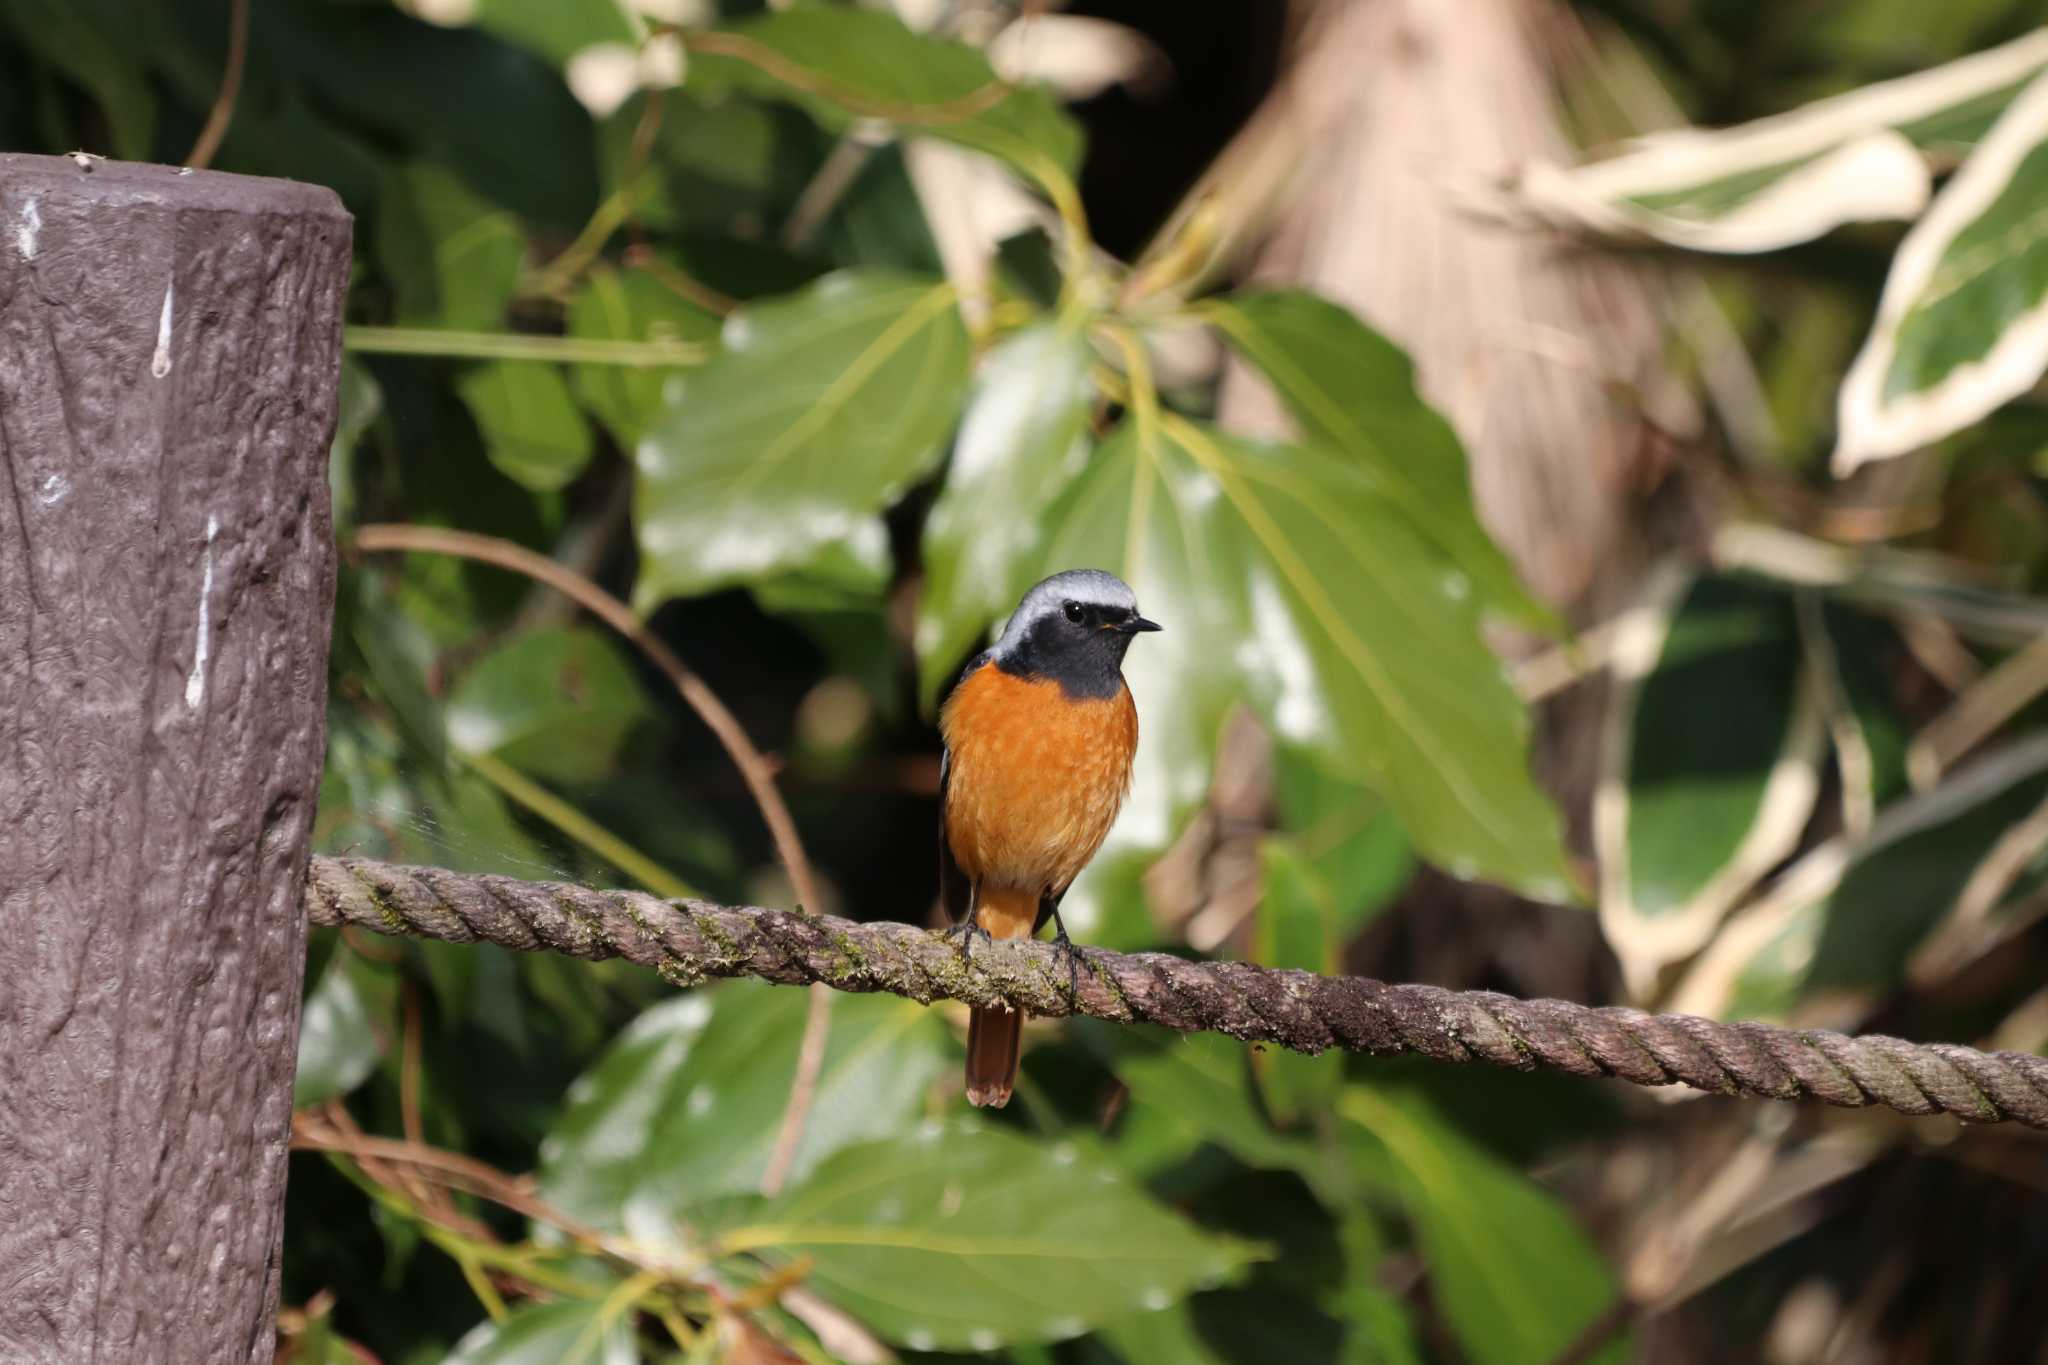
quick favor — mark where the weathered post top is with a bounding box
[0,154,351,1363]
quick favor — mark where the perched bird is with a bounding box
[937,569,1161,1107]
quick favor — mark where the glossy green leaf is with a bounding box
[446,627,651,784]
[1342,1085,1624,1365]
[1596,572,1826,995]
[456,361,596,492]
[706,1122,1258,1350]
[633,270,970,605]
[294,953,384,1108]
[567,266,718,448]
[689,7,1084,177]
[444,1296,639,1365]
[1203,291,1547,629]
[1838,68,2048,471]
[917,321,1098,707]
[376,163,526,331]
[539,981,949,1247]
[1050,416,1568,932]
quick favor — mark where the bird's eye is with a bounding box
[1062,600,1085,624]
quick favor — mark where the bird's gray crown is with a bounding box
[995,569,1138,649]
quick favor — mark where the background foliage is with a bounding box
[12,0,2048,1360]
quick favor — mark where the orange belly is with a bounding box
[941,662,1138,916]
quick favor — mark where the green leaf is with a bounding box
[1341,1085,1624,1365]
[377,163,526,331]
[1686,739,2048,1022]
[456,361,596,492]
[917,320,1098,708]
[444,1296,639,1365]
[633,270,970,605]
[446,627,652,784]
[539,981,950,1245]
[1,0,155,160]
[567,266,719,448]
[1251,841,1364,1121]
[471,0,641,69]
[1090,1026,1317,1180]
[595,91,817,236]
[1595,571,1826,997]
[689,7,1084,178]
[1838,68,2048,471]
[1050,416,1568,930]
[294,953,385,1108]
[1202,291,1548,630]
[706,1122,1259,1351]
[1490,28,2048,253]
[328,357,384,530]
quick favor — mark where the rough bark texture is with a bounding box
[0,155,348,1364]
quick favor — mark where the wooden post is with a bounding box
[0,155,350,1362]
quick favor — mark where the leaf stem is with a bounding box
[457,748,697,900]
[344,326,708,367]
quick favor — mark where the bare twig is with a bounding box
[350,525,836,1201]
[183,0,249,170]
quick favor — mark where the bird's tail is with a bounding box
[964,884,1037,1108]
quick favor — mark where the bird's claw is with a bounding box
[944,917,994,960]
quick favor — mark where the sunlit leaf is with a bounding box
[1342,1085,1624,1365]
[1595,571,1827,998]
[444,1297,639,1365]
[704,1122,1259,1350]
[1049,417,1568,935]
[1485,28,2048,253]
[567,266,719,448]
[1838,68,2048,471]
[688,7,1085,177]
[1203,290,1548,629]
[456,361,596,492]
[539,981,950,1247]
[446,627,652,784]
[294,953,385,1108]
[917,320,1098,707]
[633,270,970,605]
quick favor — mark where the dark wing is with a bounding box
[936,649,992,927]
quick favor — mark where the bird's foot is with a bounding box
[1046,910,1087,1004]
[943,917,994,960]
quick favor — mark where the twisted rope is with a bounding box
[305,856,2048,1131]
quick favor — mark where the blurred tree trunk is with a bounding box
[1218,0,1690,614]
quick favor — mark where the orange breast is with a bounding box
[941,662,1138,900]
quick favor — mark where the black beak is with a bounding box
[1124,615,1163,634]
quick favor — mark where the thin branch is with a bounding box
[350,525,836,1201]
[307,855,2048,1134]
[183,0,249,171]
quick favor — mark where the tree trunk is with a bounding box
[0,154,349,1363]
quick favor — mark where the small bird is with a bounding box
[937,569,1161,1107]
